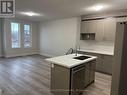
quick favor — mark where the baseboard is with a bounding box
[39,53,54,58]
[5,52,39,58]
[4,52,60,58]
[0,54,3,58]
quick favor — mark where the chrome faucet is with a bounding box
[75,45,80,56]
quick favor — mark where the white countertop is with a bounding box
[46,54,97,68]
[79,49,114,56]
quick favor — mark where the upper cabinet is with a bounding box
[116,17,127,22]
[81,20,97,33]
[81,18,116,42]
[103,18,116,42]
[95,20,104,41]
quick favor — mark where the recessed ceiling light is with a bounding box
[20,11,41,17]
[86,4,108,12]
[93,5,104,11]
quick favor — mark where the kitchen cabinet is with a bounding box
[51,60,96,95]
[103,55,113,74]
[79,51,113,75]
[89,61,96,83]
[81,20,97,33]
[84,63,90,87]
[116,17,127,22]
[95,20,104,41]
[96,54,104,72]
[84,61,96,87]
[103,18,116,42]
[81,18,116,42]
[81,21,88,33]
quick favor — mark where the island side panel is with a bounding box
[51,63,70,95]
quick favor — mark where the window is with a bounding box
[24,24,32,48]
[11,22,20,48]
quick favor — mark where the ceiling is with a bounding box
[15,0,127,22]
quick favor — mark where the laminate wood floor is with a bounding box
[0,55,112,95]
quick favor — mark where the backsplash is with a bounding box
[79,40,114,53]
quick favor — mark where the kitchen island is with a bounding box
[46,54,97,95]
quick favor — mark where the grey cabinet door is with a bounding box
[94,54,113,74]
[84,63,90,87]
[84,60,96,87]
[89,60,96,83]
[95,54,104,72]
[103,55,113,74]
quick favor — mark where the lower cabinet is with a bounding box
[84,63,90,87]
[103,55,113,74]
[89,61,96,83]
[84,61,96,87]
[51,60,96,95]
[79,51,114,75]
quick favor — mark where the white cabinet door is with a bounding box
[103,18,116,42]
[81,21,88,33]
[81,20,97,33]
[81,21,91,33]
[81,18,116,42]
[88,20,97,33]
[95,20,104,41]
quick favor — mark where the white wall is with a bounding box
[3,19,39,57]
[0,19,4,57]
[39,17,80,57]
[0,35,1,57]
[0,19,2,57]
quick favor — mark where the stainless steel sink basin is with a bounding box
[73,56,91,60]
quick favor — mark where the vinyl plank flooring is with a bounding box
[0,55,111,95]
[83,72,112,95]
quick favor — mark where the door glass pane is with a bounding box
[11,22,20,48]
[24,24,32,48]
